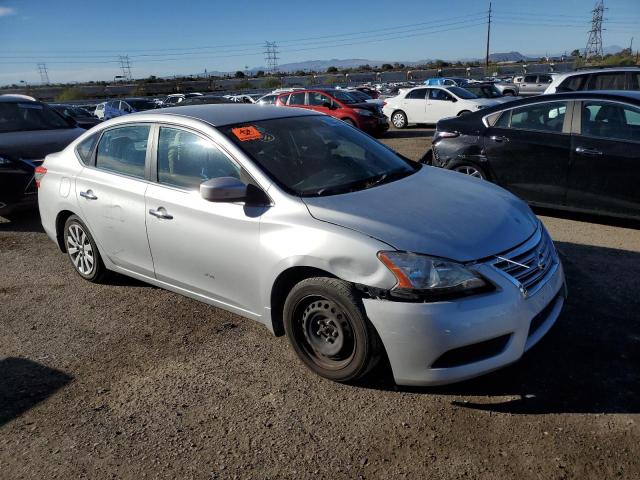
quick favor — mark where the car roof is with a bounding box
[554,67,640,79]
[139,104,321,126]
[0,94,39,103]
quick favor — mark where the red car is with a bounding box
[275,89,389,136]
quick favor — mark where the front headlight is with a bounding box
[353,108,374,117]
[378,251,488,299]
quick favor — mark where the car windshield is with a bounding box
[126,99,156,111]
[220,115,419,197]
[447,86,478,99]
[465,86,501,98]
[330,90,359,104]
[0,102,72,133]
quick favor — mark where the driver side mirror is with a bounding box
[200,177,247,202]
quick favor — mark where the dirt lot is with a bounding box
[1,127,639,479]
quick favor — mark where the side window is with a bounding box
[429,89,453,101]
[95,125,150,178]
[587,73,626,90]
[157,127,241,190]
[75,133,99,165]
[523,75,537,83]
[278,94,290,105]
[538,75,553,84]
[308,92,331,107]
[406,88,427,99]
[560,74,587,92]
[494,110,511,128]
[509,101,567,133]
[631,73,640,90]
[289,92,306,105]
[581,101,640,142]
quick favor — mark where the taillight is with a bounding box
[34,166,47,188]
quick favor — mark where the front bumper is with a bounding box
[364,259,565,386]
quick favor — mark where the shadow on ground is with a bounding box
[0,357,73,426]
[364,241,640,414]
[382,127,434,139]
[533,206,640,230]
[0,211,44,234]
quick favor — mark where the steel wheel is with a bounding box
[295,296,356,371]
[66,223,95,276]
[391,111,407,129]
[454,165,485,179]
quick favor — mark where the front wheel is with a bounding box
[283,277,383,383]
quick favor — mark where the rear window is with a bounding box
[559,74,588,92]
[75,133,99,165]
[0,102,71,133]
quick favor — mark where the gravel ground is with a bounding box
[1,127,639,479]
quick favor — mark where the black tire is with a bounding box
[390,110,407,129]
[63,215,107,283]
[503,90,515,96]
[342,118,356,127]
[420,149,434,165]
[283,277,383,383]
[448,161,487,180]
[457,110,472,116]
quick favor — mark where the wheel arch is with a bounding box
[55,209,80,252]
[269,266,338,336]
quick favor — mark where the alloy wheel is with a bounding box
[66,223,95,275]
[454,165,484,179]
[392,112,406,128]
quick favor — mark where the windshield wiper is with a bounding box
[302,169,414,197]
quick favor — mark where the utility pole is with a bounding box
[485,2,492,71]
[584,0,605,59]
[37,63,50,84]
[263,41,280,74]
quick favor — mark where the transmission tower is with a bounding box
[584,0,605,59]
[118,55,133,80]
[263,41,279,73]
[37,63,50,84]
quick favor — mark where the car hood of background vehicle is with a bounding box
[303,167,538,263]
[348,102,380,112]
[0,128,85,159]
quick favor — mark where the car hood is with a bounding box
[469,98,501,107]
[302,167,538,263]
[347,102,382,113]
[0,128,85,159]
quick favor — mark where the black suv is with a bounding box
[0,96,84,216]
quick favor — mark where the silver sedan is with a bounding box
[36,104,566,386]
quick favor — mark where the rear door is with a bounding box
[483,100,573,206]
[400,88,428,123]
[75,124,155,276]
[567,100,640,218]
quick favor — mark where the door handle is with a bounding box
[148,207,173,220]
[79,190,98,200]
[575,147,603,156]
[490,135,509,143]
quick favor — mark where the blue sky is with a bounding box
[0,0,638,85]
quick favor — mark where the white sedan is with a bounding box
[382,86,500,128]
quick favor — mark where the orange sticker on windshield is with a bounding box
[232,126,262,141]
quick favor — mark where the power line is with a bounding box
[585,0,606,59]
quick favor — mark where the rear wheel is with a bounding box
[503,90,516,96]
[63,215,107,282]
[449,161,486,179]
[391,110,407,129]
[283,277,382,383]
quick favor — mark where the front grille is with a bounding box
[490,227,558,298]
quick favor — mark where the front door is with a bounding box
[567,100,640,218]
[483,100,572,205]
[425,88,456,123]
[144,125,264,315]
[75,124,155,276]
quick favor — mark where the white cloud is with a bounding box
[0,7,16,17]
